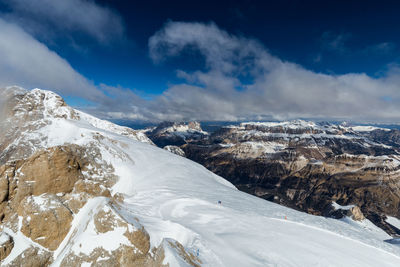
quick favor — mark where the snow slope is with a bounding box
[2,88,400,266]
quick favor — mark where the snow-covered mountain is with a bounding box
[1,87,400,266]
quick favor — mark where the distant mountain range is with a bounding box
[144,120,400,236]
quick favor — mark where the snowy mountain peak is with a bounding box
[15,88,79,120]
[0,87,152,164]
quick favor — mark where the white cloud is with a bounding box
[142,21,400,123]
[0,17,144,119]
[2,0,124,44]
[2,18,400,124]
[0,18,104,100]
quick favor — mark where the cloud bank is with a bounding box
[141,21,400,123]
[0,18,104,100]
[1,17,400,124]
[1,0,124,44]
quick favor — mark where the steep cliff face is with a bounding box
[157,121,400,235]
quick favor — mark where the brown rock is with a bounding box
[93,205,150,256]
[165,239,202,267]
[63,192,89,214]
[61,245,167,267]
[124,228,151,256]
[0,174,9,203]
[93,206,121,234]
[15,146,86,201]
[61,205,167,267]
[74,180,111,198]
[17,194,73,250]
[4,246,52,267]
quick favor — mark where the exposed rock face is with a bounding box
[166,240,202,267]
[6,247,53,266]
[0,144,111,223]
[0,233,13,261]
[0,143,116,259]
[18,194,73,250]
[14,146,85,198]
[149,120,400,235]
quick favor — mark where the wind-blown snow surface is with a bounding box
[4,88,400,266]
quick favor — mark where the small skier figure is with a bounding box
[218,200,222,205]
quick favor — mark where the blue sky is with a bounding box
[22,0,400,94]
[60,0,400,83]
[1,0,400,122]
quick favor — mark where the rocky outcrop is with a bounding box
[5,247,53,266]
[164,145,186,157]
[18,194,73,250]
[0,145,107,222]
[166,240,202,267]
[350,206,365,221]
[60,204,167,267]
[0,233,13,261]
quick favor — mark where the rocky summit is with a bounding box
[2,87,400,266]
